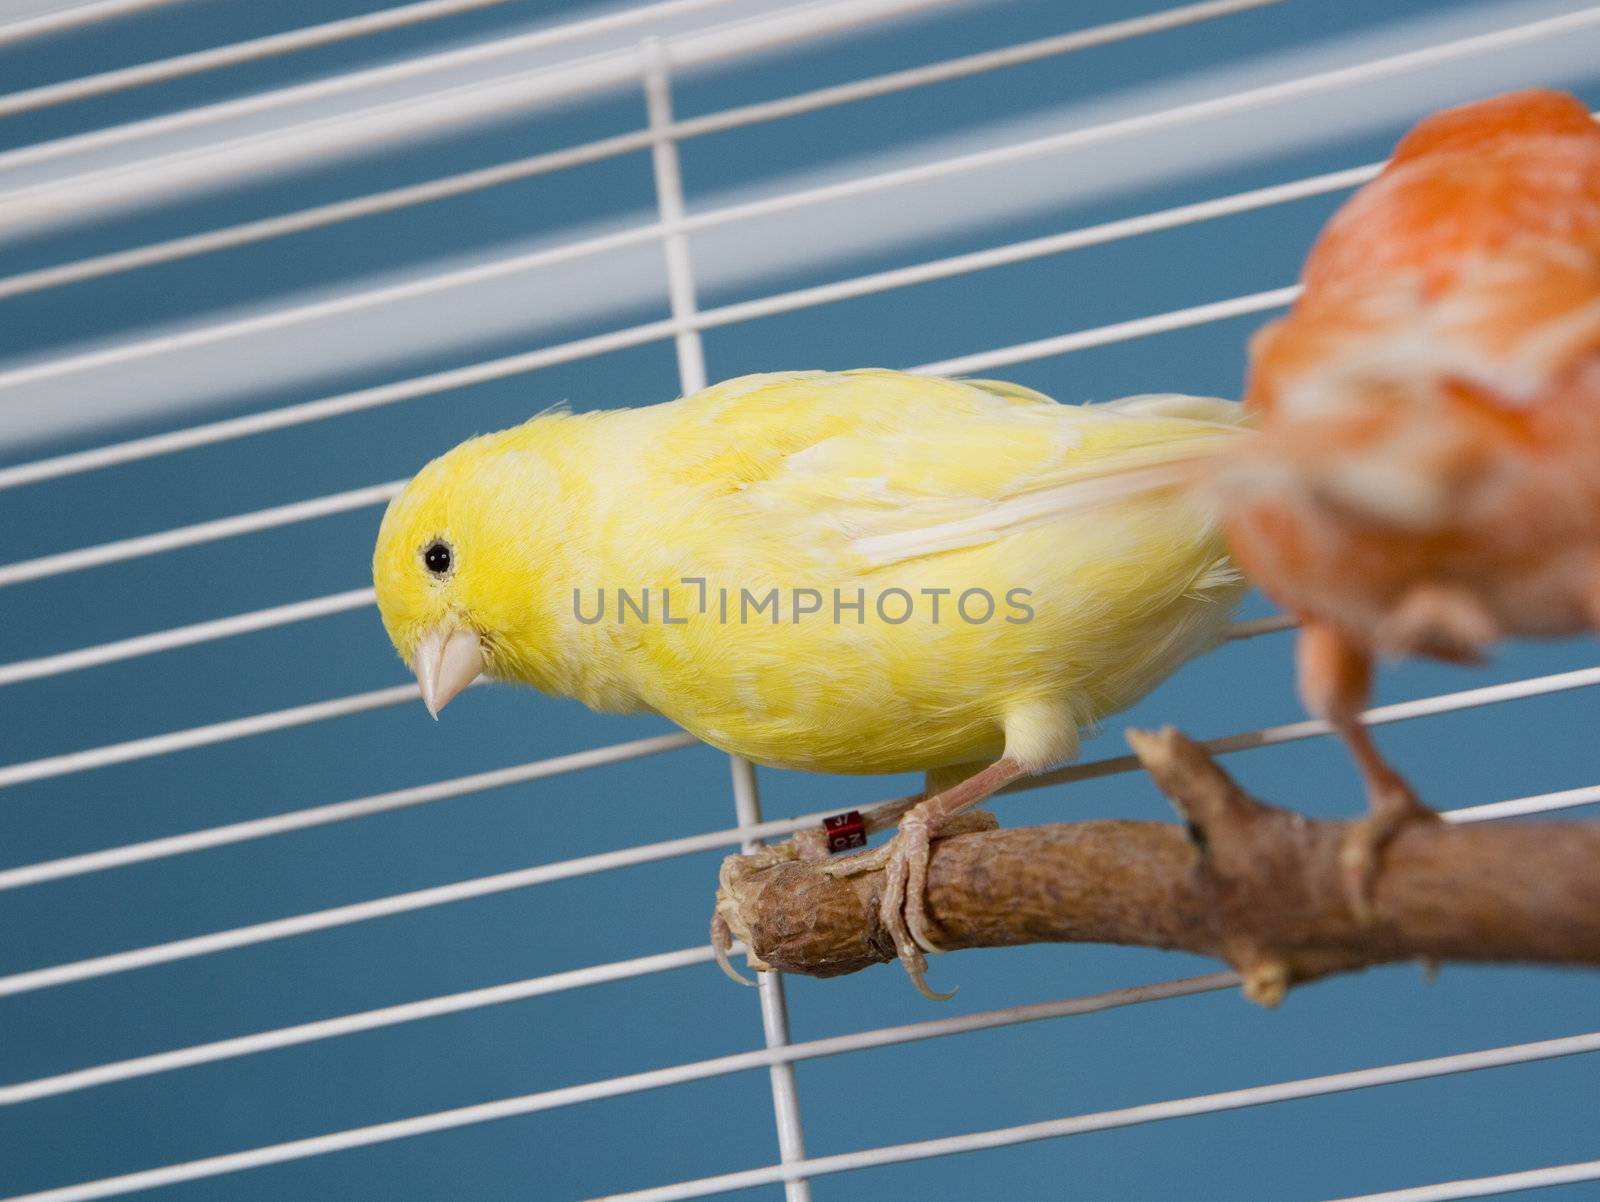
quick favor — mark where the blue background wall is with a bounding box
[2,1,1598,1199]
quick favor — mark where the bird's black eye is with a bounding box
[423,541,453,577]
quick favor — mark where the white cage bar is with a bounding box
[641,34,813,1199]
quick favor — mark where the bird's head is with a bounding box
[373,430,552,717]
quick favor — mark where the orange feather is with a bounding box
[1228,88,1600,657]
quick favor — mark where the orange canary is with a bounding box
[1224,88,1600,910]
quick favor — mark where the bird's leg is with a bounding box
[1335,719,1439,921]
[710,789,921,882]
[1298,620,1438,921]
[815,763,1001,859]
[822,757,1024,1000]
[780,790,925,863]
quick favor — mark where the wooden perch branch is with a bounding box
[713,729,1600,1005]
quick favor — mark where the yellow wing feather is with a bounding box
[583,371,1249,772]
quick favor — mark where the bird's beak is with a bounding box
[412,624,485,718]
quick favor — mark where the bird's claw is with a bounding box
[823,813,953,999]
[710,911,756,987]
[710,843,792,986]
[1339,820,1388,924]
[1340,789,1440,923]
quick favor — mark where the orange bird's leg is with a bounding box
[1297,619,1439,920]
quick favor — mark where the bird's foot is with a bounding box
[1340,782,1439,923]
[822,808,997,1001]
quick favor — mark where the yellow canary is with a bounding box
[373,369,1248,995]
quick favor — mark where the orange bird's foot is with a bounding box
[1340,778,1440,923]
